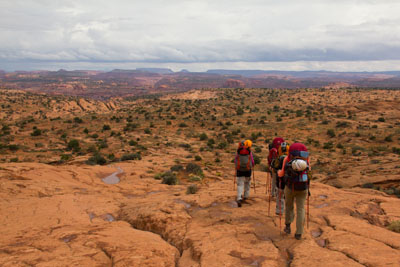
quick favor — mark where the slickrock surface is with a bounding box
[1,159,399,266]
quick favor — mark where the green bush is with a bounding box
[323,142,334,150]
[86,153,107,165]
[170,164,184,172]
[120,153,142,161]
[384,135,393,142]
[186,184,198,194]
[387,221,400,233]
[31,129,42,136]
[327,129,335,138]
[103,124,111,131]
[161,171,179,185]
[74,117,83,123]
[195,155,202,161]
[8,144,19,151]
[361,183,374,189]
[186,163,204,177]
[60,154,72,161]
[67,139,80,152]
[199,133,208,141]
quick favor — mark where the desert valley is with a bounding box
[0,70,400,266]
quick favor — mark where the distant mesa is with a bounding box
[223,79,245,88]
[135,68,174,74]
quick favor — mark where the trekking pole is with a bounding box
[307,189,310,229]
[253,170,256,193]
[278,177,282,235]
[268,173,271,216]
[266,171,269,195]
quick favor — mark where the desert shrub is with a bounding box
[323,142,334,150]
[60,154,72,161]
[236,107,244,115]
[336,121,349,128]
[91,133,99,139]
[361,183,374,189]
[31,129,42,136]
[384,135,393,142]
[120,153,142,161]
[86,153,107,165]
[179,143,191,149]
[336,143,344,149]
[129,140,138,146]
[255,146,262,153]
[102,124,111,131]
[160,171,179,185]
[170,164,184,172]
[207,139,215,147]
[10,157,18,162]
[97,139,108,149]
[186,163,204,177]
[199,133,208,140]
[195,155,202,161]
[179,122,188,127]
[189,175,202,181]
[296,110,303,117]
[217,142,227,149]
[67,139,80,152]
[392,147,400,155]
[144,128,151,134]
[124,123,138,131]
[387,221,400,233]
[327,129,335,138]
[254,155,261,165]
[8,144,19,151]
[377,117,385,122]
[186,184,198,194]
[74,117,83,123]
[83,128,89,134]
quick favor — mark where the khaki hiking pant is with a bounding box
[284,187,308,235]
[236,176,251,201]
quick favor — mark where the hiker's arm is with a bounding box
[307,157,311,170]
[277,156,288,177]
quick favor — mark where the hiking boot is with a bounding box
[295,234,302,240]
[284,224,291,234]
[237,200,242,207]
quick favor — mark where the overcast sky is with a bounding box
[1,0,400,71]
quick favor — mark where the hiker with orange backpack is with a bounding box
[234,140,255,207]
[278,143,311,240]
[268,137,289,215]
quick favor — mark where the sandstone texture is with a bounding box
[1,160,399,266]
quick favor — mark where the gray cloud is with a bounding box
[1,0,400,71]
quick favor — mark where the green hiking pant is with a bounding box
[284,186,308,235]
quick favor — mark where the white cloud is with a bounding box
[1,0,400,70]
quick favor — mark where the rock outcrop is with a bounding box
[1,162,399,266]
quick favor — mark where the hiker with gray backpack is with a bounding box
[234,140,255,207]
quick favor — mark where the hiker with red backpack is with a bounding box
[268,137,289,215]
[234,140,255,207]
[278,143,311,240]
